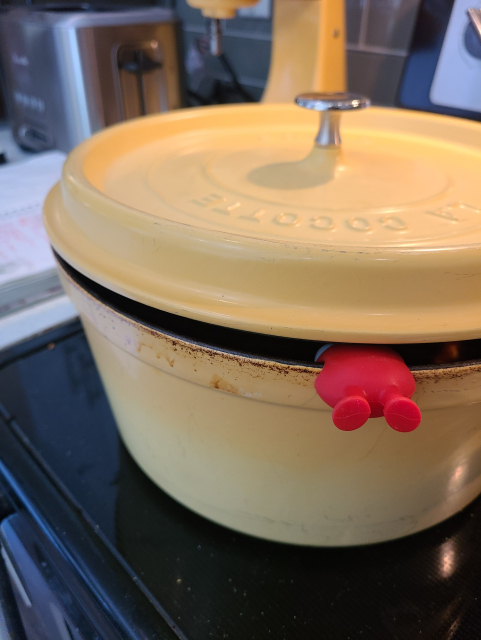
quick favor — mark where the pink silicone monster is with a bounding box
[314,344,422,432]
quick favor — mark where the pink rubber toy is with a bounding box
[314,344,422,433]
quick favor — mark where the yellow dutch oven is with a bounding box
[44,94,481,546]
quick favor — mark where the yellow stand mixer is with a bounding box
[186,0,346,102]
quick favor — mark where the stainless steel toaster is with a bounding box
[0,5,185,152]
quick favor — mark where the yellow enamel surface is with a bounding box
[263,0,346,103]
[185,0,251,18]
[44,103,481,343]
[59,266,481,545]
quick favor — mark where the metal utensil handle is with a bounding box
[467,8,481,44]
[295,92,370,148]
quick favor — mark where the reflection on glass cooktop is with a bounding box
[1,323,481,639]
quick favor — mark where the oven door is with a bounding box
[0,512,106,640]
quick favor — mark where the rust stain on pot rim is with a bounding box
[58,264,481,411]
[209,374,239,394]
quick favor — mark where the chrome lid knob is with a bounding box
[295,92,370,148]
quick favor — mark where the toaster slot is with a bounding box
[116,41,167,119]
[16,125,54,152]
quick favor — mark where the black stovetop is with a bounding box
[1,320,481,639]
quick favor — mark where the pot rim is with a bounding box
[55,253,481,373]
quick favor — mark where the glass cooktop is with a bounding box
[0,321,481,639]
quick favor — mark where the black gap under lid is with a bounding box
[57,253,481,368]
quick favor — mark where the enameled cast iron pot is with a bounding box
[44,95,481,545]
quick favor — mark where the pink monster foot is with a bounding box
[332,396,371,431]
[383,396,422,432]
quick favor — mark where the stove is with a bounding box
[0,321,481,639]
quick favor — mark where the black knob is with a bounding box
[119,50,162,75]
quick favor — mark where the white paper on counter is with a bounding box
[0,151,66,289]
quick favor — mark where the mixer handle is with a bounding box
[295,92,370,149]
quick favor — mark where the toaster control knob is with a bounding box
[314,344,422,432]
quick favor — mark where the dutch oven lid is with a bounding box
[44,94,481,343]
